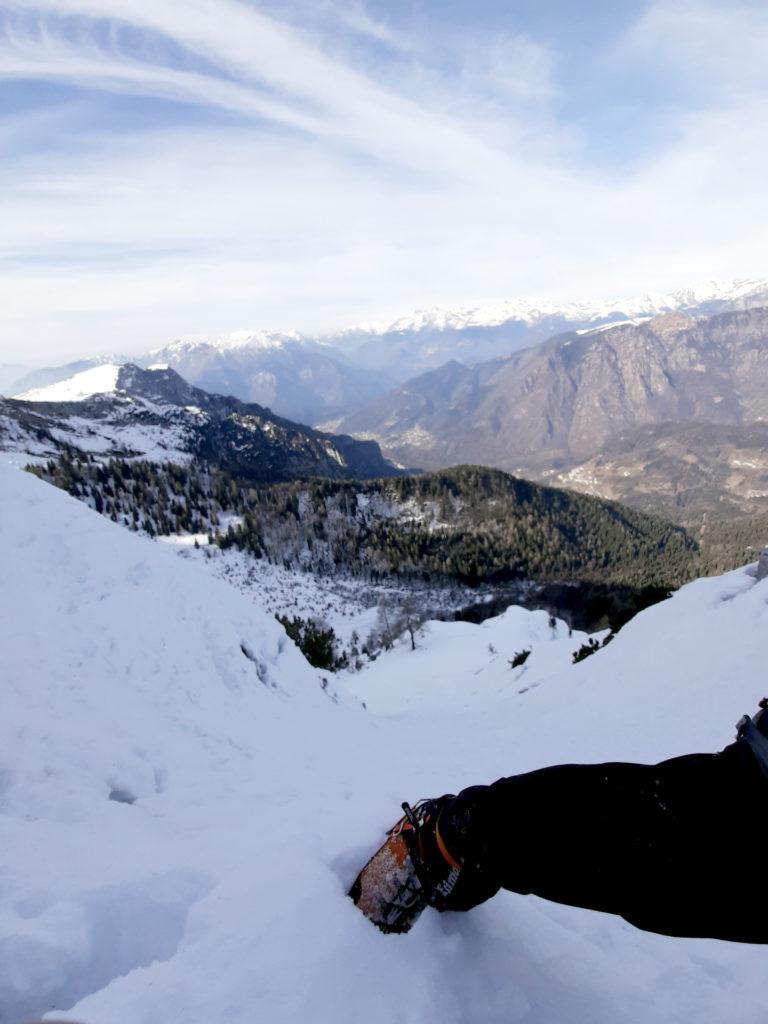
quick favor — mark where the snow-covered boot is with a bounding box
[349,793,500,932]
[348,801,438,933]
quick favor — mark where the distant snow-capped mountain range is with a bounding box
[153,275,768,354]
[341,277,768,335]
[6,276,768,426]
[155,329,305,357]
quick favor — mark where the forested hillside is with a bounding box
[29,456,704,588]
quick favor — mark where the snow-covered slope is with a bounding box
[7,358,130,402]
[16,364,122,403]
[0,364,399,481]
[1,364,203,466]
[0,462,347,1024]
[3,463,768,1024]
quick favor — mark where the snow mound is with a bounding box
[2,462,768,1023]
[16,364,123,402]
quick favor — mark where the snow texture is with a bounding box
[2,461,768,1023]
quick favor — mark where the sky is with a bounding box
[2,0,768,366]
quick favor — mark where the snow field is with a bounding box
[16,365,122,403]
[0,409,196,470]
[345,608,591,715]
[2,462,768,1023]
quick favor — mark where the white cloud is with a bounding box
[0,0,516,181]
[305,0,406,49]
[459,32,556,104]
[0,32,329,137]
[1,0,768,365]
[617,0,768,97]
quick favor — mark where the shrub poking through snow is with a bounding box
[276,615,347,671]
[571,633,614,663]
[509,649,531,669]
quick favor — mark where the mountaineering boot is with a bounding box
[349,791,501,932]
[412,789,502,912]
[348,801,438,933]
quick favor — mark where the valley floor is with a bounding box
[159,537,480,653]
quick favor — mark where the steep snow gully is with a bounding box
[2,462,768,1024]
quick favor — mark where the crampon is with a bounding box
[348,800,439,934]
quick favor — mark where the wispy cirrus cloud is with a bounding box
[0,0,521,180]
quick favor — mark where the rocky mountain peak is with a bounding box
[116,364,201,406]
[1,363,401,483]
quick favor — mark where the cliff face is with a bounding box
[332,307,768,482]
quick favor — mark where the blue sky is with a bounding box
[2,0,768,365]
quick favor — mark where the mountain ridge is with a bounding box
[0,363,401,483]
[341,277,768,337]
[8,276,768,414]
[328,306,768,518]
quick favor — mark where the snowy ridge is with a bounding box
[342,276,768,336]
[2,463,768,1022]
[16,363,123,402]
[2,365,200,466]
[574,316,652,335]
[149,329,307,361]
[136,331,382,425]
[135,276,768,359]
[2,363,398,480]
[214,328,305,350]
